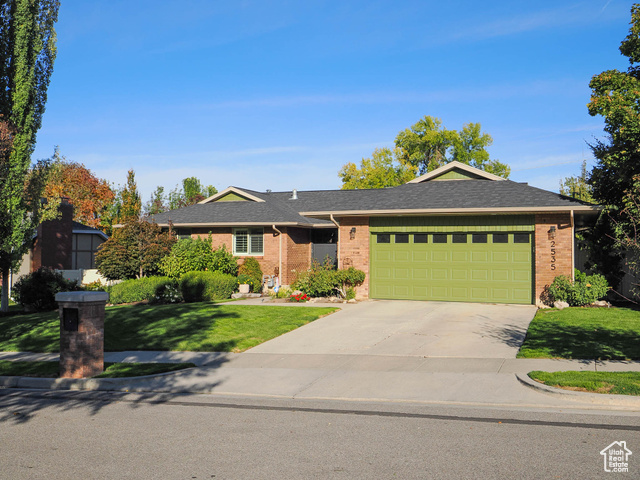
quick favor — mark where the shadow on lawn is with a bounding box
[519,323,640,360]
[0,355,234,424]
[106,303,241,352]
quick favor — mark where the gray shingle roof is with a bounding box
[152,180,597,226]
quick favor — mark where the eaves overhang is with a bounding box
[299,205,602,217]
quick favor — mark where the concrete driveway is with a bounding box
[249,300,537,358]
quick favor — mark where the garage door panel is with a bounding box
[452,251,468,262]
[431,269,448,280]
[413,251,428,262]
[370,229,532,304]
[452,269,468,280]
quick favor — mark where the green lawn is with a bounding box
[0,360,196,378]
[517,307,640,360]
[0,302,338,353]
[529,371,640,396]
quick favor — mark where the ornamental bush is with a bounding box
[292,262,365,298]
[238,257,263,291]
[160,238,238,278]
[179,271,237,302]
[548,269,610,306]
[12,267,79,311]
[107,276,177,304]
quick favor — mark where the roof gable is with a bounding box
[199,187,265,204]
[407,161,506,183]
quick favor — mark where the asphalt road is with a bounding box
[1,389,638,480]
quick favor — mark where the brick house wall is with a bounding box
[337,216,370,299]
[534,213,573,304]
[282,227,311,285]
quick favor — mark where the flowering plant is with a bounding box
[289,293,309,303]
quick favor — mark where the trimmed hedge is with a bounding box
[179,271,237,302]
[107,277,178,304]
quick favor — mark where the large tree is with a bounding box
[395,116,510,177]
[95,219,175,280]
[559,160,594,203]
[586,4,640,286]
[144,176,217,215]
[338,147,417,190]
[0,0,60,312]
[43,147,115,231]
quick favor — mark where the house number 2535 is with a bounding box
[550,240,556,270]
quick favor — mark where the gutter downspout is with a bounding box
[570,210,575,282]
[272,225,282,283]
[330,214,340,268]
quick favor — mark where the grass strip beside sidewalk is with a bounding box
[529,371,640,396]
[0,360,196,378]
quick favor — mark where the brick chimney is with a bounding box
[32,197,74,271]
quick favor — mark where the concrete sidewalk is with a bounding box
[2,350,640,410]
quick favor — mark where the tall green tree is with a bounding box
[586,4,640,286]
[110,169,141,227]
[0,0,60,313]
[559,160,594,203]
[394,116,510,177]
[145,177,217,214]
[339,147,417,190]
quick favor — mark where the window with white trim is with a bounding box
[233,228,264,255]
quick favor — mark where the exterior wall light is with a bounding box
[548,225,556,239]
[350,227,357,240]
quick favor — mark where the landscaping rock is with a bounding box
[592,300,611,308]
[553,300,569,310]
[347,299,357,303]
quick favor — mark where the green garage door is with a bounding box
[369,216,534,304]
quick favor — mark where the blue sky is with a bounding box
[32,0,633,201]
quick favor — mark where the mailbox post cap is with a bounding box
[55,291,109,303]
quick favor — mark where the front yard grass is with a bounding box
[0,303,338,353]
[517,307,640,360]
[529,371,640,396]
[0,360,196,378]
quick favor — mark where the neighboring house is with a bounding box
[12,198,108,287]
[152,161,600,305]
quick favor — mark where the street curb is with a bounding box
[516,373,640,407]
[0,367,197,392]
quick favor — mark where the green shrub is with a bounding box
[239,257,263,290]
[211,244,239,276]
[160,237,238,278]
[12,267,79,311]
[159,237,215,278]
[179,271,237,302]
[549,269,610,306]
[237,273,258,292]
[292,262,366,298]
[150,279,182,304]
[107,276,176,304]
[82,280,106,291]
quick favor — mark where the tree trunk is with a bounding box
[1,269,9,313]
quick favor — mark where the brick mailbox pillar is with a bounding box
[55,291,108,378]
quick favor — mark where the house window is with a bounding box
[395,234,409,243]
[377,234,391,244]
[452,234,467,244]
[513,233,530,244]
[72,233,105,269]
[233,228,264,255]
[432,234,447,244]
[493,233,508,244]
[472,234,487,243]
[413,234,428,243]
